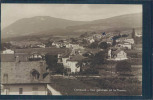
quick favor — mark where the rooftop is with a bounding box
[1,61,50,84]
[14,47,68,55]
[68,54,86,61]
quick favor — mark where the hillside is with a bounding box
[67,13,142,32]
[2,13,142,39]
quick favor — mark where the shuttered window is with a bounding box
[19,88,23,94]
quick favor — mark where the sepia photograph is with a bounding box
[1,4,142,96]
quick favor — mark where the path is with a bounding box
[47,84,62,95]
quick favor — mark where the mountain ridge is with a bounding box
[2,13,142,39]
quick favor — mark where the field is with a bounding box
[49,75,142,96]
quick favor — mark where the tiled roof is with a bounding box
[1,54,16,62]
[1,61,50,84]
[68,54,86,61]
[15,47,68,55]
[111,49,125,55]
[61,49,72,58]
[1,53,30,62]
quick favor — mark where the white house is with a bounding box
[61,54,85,73]
[89,38,95,43]
[84,37,95,43]
[66,61,80,73]
[118,43,132,49]
[2,49,14,54]
[135,30,142,37]
[37,44,46,48]
[124,39,134,44]
[66,44,84,50]
[108,49,128,61]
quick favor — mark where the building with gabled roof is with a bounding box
[1,53,50,95]
[60,54,86,73]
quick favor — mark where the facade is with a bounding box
[1,84,47,95]
[66,61,80,73]
[124,39,134,44]
[60,54,85,73]
[66,44,84,50]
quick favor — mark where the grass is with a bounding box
[50,76,117,96]
[49,76,142,96]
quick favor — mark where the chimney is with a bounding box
[39,61,45,80]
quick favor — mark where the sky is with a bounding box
[1,4,142,29]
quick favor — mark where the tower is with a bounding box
[132,28,135,39]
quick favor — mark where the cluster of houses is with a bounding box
[51,40,85,50]
[1,28,142,95]
[10,41,46,49]
[116,38,134,49]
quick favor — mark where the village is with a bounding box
[1,28,142,95]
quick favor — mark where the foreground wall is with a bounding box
[1,84,47,95]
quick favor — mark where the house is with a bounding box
[37,44,46,48]
[89,38,95,43]
[1,54,50,95]
[133,44,142,51]
[118,42,132,49]
[2,49,14,54]
[108,49,128,61]
[84,37,95,43]
[124,39,134,44]
[135,30,142,37]
[66,44,84,50]
[61,54,86,73]
[93,34,102,40]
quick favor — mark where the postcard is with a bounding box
[1,4,142,96]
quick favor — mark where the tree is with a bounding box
[45,54,58,71]
[82,39,88,44]
[54,63,65,74]
[81,68,99,75]
[79,32,88,38]
[1,42,12,50]
[88,42,98,49]
[132,28,135,39]
[70,38,77,43]
[45,41,52,47]
[45,54,65,75]
[116,61,132,75]
[98,42,108,49]
[91,32,97,34]
[112,39,116,46]
[89,51,107,67]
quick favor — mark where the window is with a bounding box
[31,69,40,80]
[19,88,23,94]
[32,87,38,95]
[3,74,8,83]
